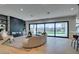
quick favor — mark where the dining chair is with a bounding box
[71,35,79,51]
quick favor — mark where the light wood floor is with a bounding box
[0,37,79,54]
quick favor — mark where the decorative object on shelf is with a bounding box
[0,20,7,31]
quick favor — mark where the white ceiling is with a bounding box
[0,4,78,21]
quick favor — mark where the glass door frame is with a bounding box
[54,21,69,38]
[29,23,45,36]
[36,23,45,35]
[45,22,55,37]
[29,21,69,38]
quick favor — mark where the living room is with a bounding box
[0,4,79,54]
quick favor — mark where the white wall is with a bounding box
[26,15,76,38]
[7,16,10,34]
[76,5,79,23]
[25,22,29,35]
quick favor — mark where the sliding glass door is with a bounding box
[56,22,68,37]
[30,24,36,35]
[37,24,44,35]
[29,21,69,38]
[45,23,54,36]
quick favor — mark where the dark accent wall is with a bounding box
[10,17,26,37]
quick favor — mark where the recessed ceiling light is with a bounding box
[20,8,23,11]
[47,12,50,14]
[70,8,74,11]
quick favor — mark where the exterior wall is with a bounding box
[26,15,76,39]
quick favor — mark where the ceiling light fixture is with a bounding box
[70,8,74,11]
[47,12,50,14]
[20,8,23,11]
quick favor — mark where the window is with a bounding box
[76,24,79,34]
[45,23,54,36]
[29,21,69,38]
[37,24,44,35]
[56,22,68,37]
[30,24,36,35]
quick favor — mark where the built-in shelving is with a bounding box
[0,15,8,31]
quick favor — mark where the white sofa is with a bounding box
[23,35,47,48]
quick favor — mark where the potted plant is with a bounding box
[41,32,47,36]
